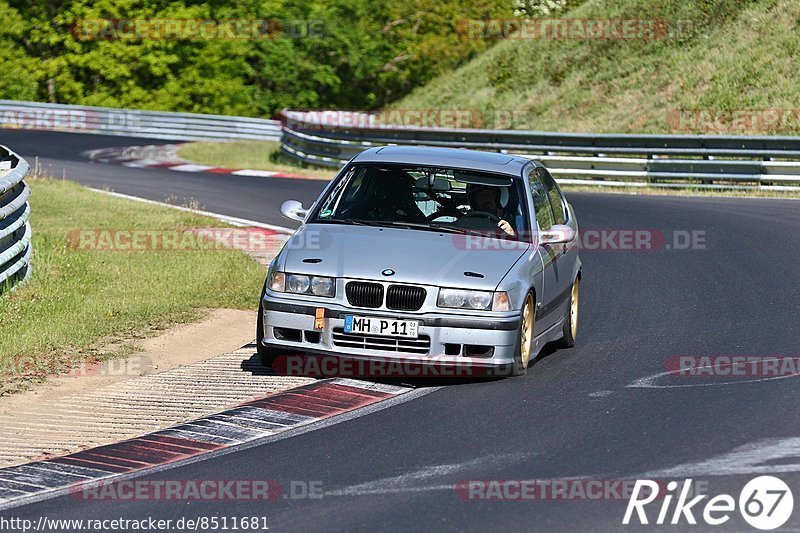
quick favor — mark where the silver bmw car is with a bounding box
[258,146,581,376]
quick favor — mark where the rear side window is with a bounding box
[528,169,555,230]
[540,168,567,225]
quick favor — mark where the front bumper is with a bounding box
[260,295,520,366]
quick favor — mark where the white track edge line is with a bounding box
[87,188,295,234]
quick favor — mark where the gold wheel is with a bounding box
[520,294,535,368]
[570,278,580,340]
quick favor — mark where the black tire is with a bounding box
[256,297,280,368]
[510,292,536,377]
[556,277,580,349]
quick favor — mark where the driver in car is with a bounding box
[466,184,516,236]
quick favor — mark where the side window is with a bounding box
[540,169,566,225]
[317,167,357,217]
[528,169,555,230]
[340,168,367,205]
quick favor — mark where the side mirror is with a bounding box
[280,200,308,222]
[539,224,575,245]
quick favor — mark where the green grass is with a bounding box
[0,177,266,393]
[393,0,800,134]
[178,141,335,181]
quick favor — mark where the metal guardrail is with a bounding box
[0,100,282,142]
[280,114,800,191]
[0,145,32,292]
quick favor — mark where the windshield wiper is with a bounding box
[316,219,498,238]
[315,218,385,227]
[430,223,489,236]
[378,221,488,236]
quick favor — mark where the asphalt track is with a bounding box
[3,130,800,531]
[0,130,323,229]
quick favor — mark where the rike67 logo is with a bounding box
[623,476,794,530]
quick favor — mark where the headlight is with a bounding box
[467,291,492,309]
[311,276,335,296]
[271,271,336,298]
[287,274,311,294]
[437,288,468,308]
[437,288,510,311]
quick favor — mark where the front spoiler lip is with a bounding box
[264,343,510,372]
[261,295,521,331]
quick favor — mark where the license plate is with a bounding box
[344,315,419,339]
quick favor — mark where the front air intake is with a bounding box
[345,281,384,308]
[386,285,426,311]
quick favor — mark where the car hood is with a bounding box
[279,224,529,291]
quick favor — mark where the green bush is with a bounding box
[2,0,513,116]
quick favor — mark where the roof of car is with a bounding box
[350,146,535,177]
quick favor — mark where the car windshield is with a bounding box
[309,164,530,240]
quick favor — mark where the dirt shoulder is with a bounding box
[0,308,314,467]
[0,309,255,413]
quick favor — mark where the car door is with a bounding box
[528,167,561,332]
[541,168,579,296]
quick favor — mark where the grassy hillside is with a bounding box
[393,0,800,134]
